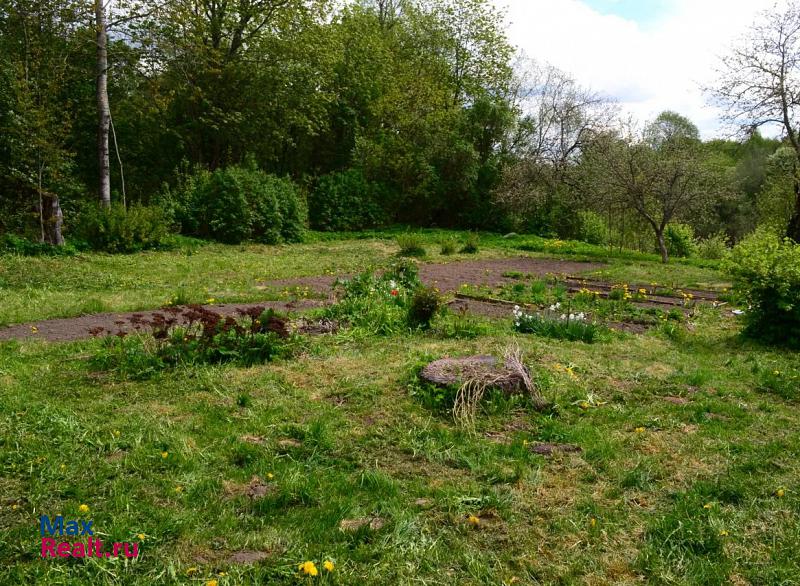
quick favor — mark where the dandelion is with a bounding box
[590,518,597,527]
[718,529,729,537]
[638,288,647,295]
[299,561,318,576]
[703,502,713,510]
[579,401,590,410]
[79,504,90,514]
[634,427,645,434]
[267,472,274,480]
[206,580,218,586]
[30,326,39,334]
[522,439,529,447]
[777,488,786,498]
[174,486,184,493]
[467,514,480,526]
[60,464,66,471]
[323,560,335,572]
[161,451,169,459]
[113,430,120,438]
[137,533,145,540]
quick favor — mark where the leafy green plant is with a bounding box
[696,232,730,260]
[75,204,172,253]
[577,210,610,245]
[160,163,305,244]
[407,286,443,329]
[460,232,480,254]
[91,306,296,379]
[0,233,78,256]
[725,229,800,348]
[396,232,426,257]
[513,307,608,343]
[665,224,697,258]
[308,169,388,231]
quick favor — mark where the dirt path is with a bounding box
[0,257,603,343]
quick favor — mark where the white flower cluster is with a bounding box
[560,312,586,322]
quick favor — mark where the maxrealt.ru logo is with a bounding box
[40,515,139,559]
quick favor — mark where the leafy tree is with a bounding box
[713,1,800,241]
[582,113,718,263]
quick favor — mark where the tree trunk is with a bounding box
[788,180,800,243]
[41,192,65,246]
[656,229,669,264]
[95,0,111,208]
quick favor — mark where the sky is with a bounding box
[493,0,780,138]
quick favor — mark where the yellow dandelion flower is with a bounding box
[703,502,713,509]
[31,326,39,334]
[634,427,645,433]
[137,533,145,540]
[777,488,786,498]
[206,580,218,586]
[60,464,66,471]
[467,515,480,526]
[11,504,18,510]
[522,440,529,447]
[174,486,183,493]
[579,401,590,410]
[78,504,90,514]
[113,430,120,438]
[267,472,274,480]
[590,517,597,527]
[323,560,335,572]
[161,451,169,459]
[299,561,318,576]
[718,529,729,536]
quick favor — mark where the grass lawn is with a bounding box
[1,231,798,584]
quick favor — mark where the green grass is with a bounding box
[2,232,797,584]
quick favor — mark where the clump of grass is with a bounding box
[396,233,426,257]
[452,345,545,427]
[439,237,458,255]
[460,233,480,254]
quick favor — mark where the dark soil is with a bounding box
[0,300,322,343]
[1,257,601,342]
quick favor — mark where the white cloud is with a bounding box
[495,0,780,138]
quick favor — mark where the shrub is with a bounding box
[396,233,426,257]
[407,286,442,329]
[160,163,305,244]
[664,224,697,258]
[308,169,387,231]
[0,233,78,256]
[725,229,800,347]
[75,204,171,253]
[696,232,730,260]
[577,210,609,245]
[460,232,480,254]
[439,236,458,255]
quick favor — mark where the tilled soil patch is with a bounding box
[0,300,323,343]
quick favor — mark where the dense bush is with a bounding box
[664,224,697,258]
[0,233,79,256]
[407,286,442,329]
[309,169,387,231]
[75,204,171,253]
[439,236,458,255]
[161,163,305,244]
[577,210,610,245]
[725,229,800,347]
